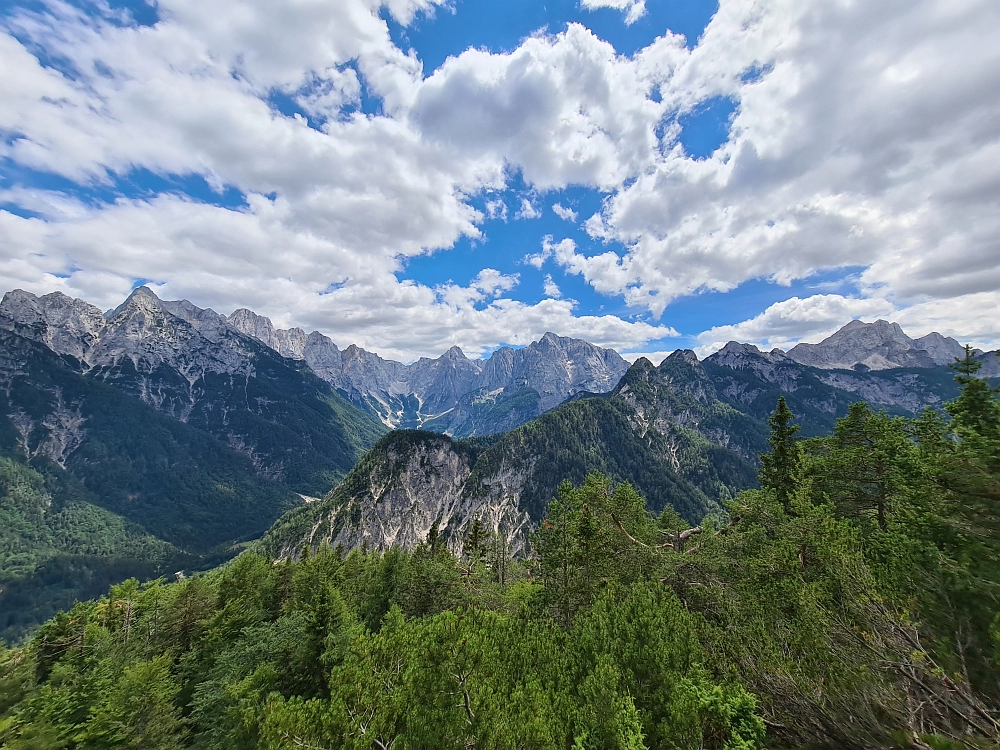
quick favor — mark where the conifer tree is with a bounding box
[947,345,1000,443]
[759,396,800,510]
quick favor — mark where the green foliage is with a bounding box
[757,396,800,510]
[0,327,386,640]
[0,456,182,643]
[3,352,1000,748]
[947,347,1000,442]
[0,457,175,582]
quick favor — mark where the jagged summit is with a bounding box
[5,287,988,439]
[785,319,966,371]
[224,302,630,433]
[1,287,629,437]
[663,349,699,366]
[0,289,105,361]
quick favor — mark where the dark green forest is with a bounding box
[1,351,999,748]
[0,326,386,640]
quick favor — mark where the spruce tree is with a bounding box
[947,345,1000,443]
[759,396,800,510]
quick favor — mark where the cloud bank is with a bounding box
[1,0,998,359]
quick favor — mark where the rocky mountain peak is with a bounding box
[710,342,763,367]
[664,349,699,366]
[0,289,106,362]
[912,332,970,366]
[227,308,309,359]
[629,356,657,373]
[107,285,166,321]
[785,319,949,371]
[228,307,278,346]
[707,342,792,371]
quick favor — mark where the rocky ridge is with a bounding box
[226,308,630,435]
[261,432,533,560]
[785,319,968,371]
[0,287,386,493]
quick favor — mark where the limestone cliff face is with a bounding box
[785,319,967,371]
[0,290,106,362]
[1,287,260,383]
[228,306,630,436]
[267,433,531,560]
[226,308,309,360]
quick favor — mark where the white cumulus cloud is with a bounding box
[580,0,647,26]
[1,0,999,358]
[543,273,562,299]
[552,203,578,222]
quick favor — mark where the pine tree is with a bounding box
[463,517,487,561]
[759,396,800,510]
[947,345,1000,443]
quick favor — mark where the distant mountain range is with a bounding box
[1,285,996,639]
[785,319,972,371]
[226,307,630,435]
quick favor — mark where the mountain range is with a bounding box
[785,318,971,370]
[226,307,631,435]
[1,285,995,639]
[259,332,995,560]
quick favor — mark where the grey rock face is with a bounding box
[784,319,963,371]
[912,332,969,366]
[97,287,257,379]
[815,370,950,413]
[0,290,106,362]
[270,434,531,559]
[978,352,1000,377]
[228,309,630,435]
[508,332,629,411]
[0,287,261,382]
[227,308,309,359]
[707,342,804,392]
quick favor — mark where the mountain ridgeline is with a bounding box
[3,347,1000,750]
[226,307,631,435]
[258,329,989,560]
[1,286,995,640]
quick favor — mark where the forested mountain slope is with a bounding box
[0,290,387,639]
[2,353,998,749]
[260,351,762,559]
[0,288,387,494]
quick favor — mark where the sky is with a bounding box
[1,0,999,363]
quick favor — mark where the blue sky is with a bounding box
[1,0,998,361]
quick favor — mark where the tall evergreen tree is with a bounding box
[947,345,1000,442]
[759,396,800,510]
